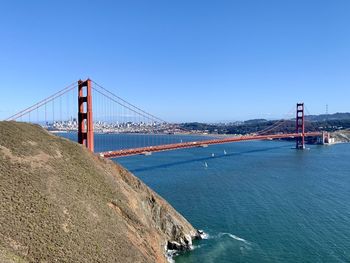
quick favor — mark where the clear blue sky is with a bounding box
[1,0,349,122]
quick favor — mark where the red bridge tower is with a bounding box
[296,102,305,149]
[78,79,94,152]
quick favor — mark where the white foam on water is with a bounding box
[166,243,205,262]
[165,250,177,263]
[218,232,251,245]
[166,256,175,263]
[191,243,203,251]
[191,244,206,250]
[200,232,210,239]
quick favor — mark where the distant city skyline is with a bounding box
[1,0,350,122]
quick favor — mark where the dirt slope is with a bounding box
[0,122,198,263]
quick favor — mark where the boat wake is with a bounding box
[202,231,250,245]
[217,232,251,245]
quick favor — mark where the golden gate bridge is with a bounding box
[5,79,324,158]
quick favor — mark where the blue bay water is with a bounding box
[59,133,350,262]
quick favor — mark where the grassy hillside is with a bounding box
[0,122,197,263]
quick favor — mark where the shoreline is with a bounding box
[166,230,207,263]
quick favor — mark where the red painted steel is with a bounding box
[100,132,321,158]
[78,79,94,152]
[296,103,305,149]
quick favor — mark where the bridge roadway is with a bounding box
[100,132,322,158]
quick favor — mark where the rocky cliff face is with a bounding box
[0,122,200,263]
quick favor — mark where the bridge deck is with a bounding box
[100,132,321,158]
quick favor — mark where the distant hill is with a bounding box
[179,112,350,135]
[242,113,350,123]
[243,119,268,124]
[305,112,350,122]
[0,122,199,263]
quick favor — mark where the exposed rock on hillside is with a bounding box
[0,122,199,263]
[332,129,350,143]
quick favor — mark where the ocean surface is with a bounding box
[60,133,350,263]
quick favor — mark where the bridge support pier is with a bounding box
[78,79,94,152]
[296,103,305,149]
[319,131,330,144]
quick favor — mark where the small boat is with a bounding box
[211,153,215,157]
[204,162,208,168]
[224,150,227,155]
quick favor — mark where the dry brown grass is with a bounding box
[0,122,196,263]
